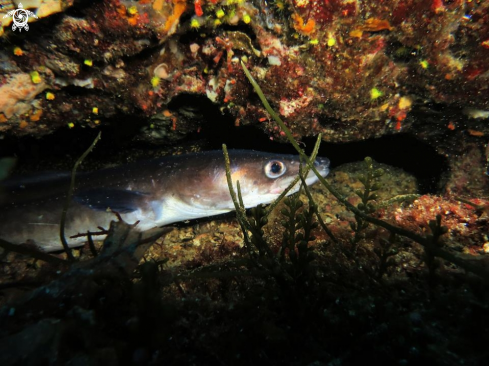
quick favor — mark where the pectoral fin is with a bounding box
[74,188,149,213]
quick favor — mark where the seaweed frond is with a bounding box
[424,214,448,284]
[348,156,384,257]
[279,192,317,281]
[373,232,399,280]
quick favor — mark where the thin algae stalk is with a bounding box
[60,132,102,261]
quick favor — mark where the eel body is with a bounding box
[0,150,330,251]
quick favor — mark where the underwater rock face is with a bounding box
[0,1,488,178]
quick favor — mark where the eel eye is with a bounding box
[264,160,286,178]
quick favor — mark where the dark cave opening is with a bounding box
[317,135,448,194]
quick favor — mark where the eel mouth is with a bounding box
[315,157,331,172]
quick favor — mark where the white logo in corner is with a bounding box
[3,3,38,32]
